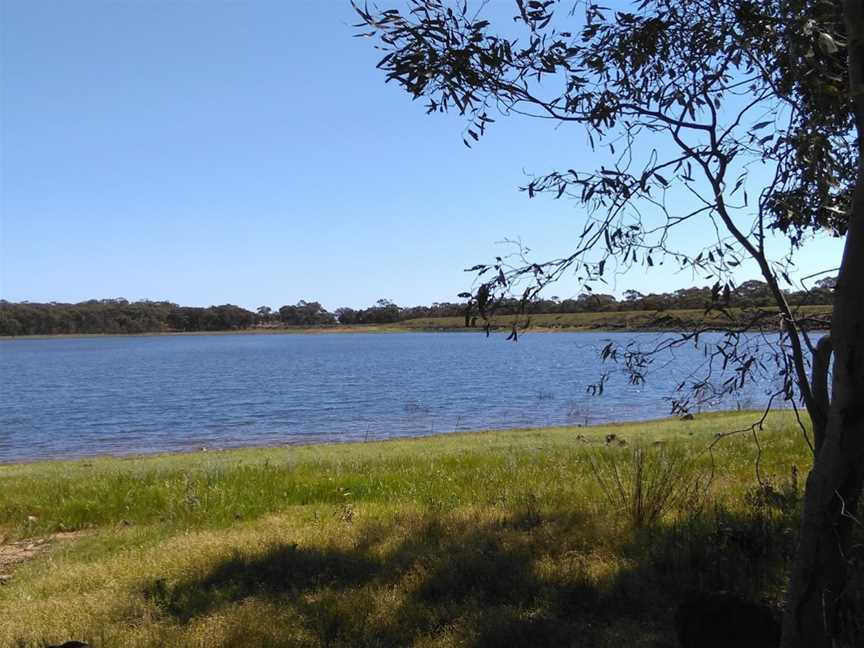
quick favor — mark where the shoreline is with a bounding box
[0,305,833,340]
[0,325,421,341]
[0,409,769,468]
[0,322,831,342]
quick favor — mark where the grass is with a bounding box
[0,411,825,647]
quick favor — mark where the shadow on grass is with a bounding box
[144,506,800,648]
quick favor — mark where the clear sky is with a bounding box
[0,1,846,311]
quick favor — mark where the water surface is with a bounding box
[0,332,780,462]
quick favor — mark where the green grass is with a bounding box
[0,412,820,647]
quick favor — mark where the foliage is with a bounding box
[0,299,255,336]
[278,301,337,326]
[352,0,851,416]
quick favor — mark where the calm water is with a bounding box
[0,332,780,462]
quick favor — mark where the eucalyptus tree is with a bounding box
[353,1,864,645]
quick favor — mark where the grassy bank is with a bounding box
[398,304,832,332]
[0,412,820,646]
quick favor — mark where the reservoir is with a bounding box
[0,331,783,462]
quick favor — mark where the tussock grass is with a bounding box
[0,412,817,647]
[588,444,709,528]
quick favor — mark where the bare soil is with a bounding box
[0,531,83,581]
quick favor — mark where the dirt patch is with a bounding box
[0,531,83,582]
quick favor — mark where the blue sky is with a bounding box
[0,1,846,311]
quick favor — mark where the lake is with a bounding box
[0,331,782,462]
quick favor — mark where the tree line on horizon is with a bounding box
[0,277,835,336]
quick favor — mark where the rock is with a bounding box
[675,592,780,648]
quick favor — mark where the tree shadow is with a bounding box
[146,543,380,623]
[143,505,801,647]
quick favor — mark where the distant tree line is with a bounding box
[0,278,836,336]
[531,278,837,314]
[0,299,256,336]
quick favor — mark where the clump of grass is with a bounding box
[744,465,801,517]
[588,443,710,528]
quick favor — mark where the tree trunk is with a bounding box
[781,165,864,648]
[811,334,833,455]
[781,6,864,643]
